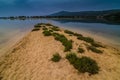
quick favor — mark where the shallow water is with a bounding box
[0,19,120,54]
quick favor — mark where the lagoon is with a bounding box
[0,19,120,54]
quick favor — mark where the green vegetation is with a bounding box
[91,42,103,47]
[64,29,103,48]
[46,23,53,26]
[51,53,61,62]
[77,35,103,48]
[64,30,74,35]
[77,36,94,43]
[64,30,83,37]
[73,33,83,37]
[87,46,103,53]
[78,47,85,53]
[51,26,60,31]
[52,33,72,52]
[42,27,48,30]
[34,24,42,28]
[66,53,99,74]
[49,29,53,32]
[66,53,77,64]
[32,28,40,31]
[43,30,52,36]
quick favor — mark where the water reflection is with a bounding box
[0,19,120,53]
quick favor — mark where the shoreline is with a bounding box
[0,23,120,80]
[61,26,120,50]
[0,30,31,56]
[0,23,120,56]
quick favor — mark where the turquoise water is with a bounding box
[0,19,120,51]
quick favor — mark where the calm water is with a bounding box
[0,19,120,53]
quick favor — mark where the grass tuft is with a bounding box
[52,33,72,52]
[51,26,60,31]
[87,46,103,53]
[32,28,40,31]
[91,42,103,48]
[78,47,85,53]
[51,53,61,62]
[77,36,94,43]
[64,30,74,35]
[42,27,48,30]
[34,24,42,28]
[73,33,83,37]
[66,53,99,75]
[46,23,53,26]
[43,30,52,36]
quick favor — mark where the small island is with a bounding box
[0,23,120,80]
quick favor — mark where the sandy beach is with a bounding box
[0,23,120,80]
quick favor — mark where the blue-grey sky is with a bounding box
[0,0,120,16]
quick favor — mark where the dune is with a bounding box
[0,23,120,80]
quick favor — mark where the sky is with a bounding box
[0,0,120,16]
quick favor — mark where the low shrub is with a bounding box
[73,33,83,37]
[43,30,52,36]
[66,53,99,75]
[51,53,61,62]
[77,36,95,43]
[64,30,74,35]
[52,33,72,52]
[78,47,85,53]
[34,24,42,28]
[84,37,94,43]
[75,56,99,74]
[46,23,53,26]
[87,46,103,53]
[42,27,48,30]
[66,53,77,64]
[32,28,40,31]
[51,26,60,31]
[49,30,53,32]
[91,42,103,47]
[64,40,73,52]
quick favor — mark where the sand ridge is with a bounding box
[0,24,120,80]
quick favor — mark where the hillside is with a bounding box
[49,9,120,23]
[50,9,120,16]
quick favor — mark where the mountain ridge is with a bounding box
[49,9,120,16]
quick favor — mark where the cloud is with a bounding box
[0,0,16,4]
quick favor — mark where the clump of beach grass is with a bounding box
[51,53,61,62]
[78,47,85,53]
[52,33,72,52]
[87,46,103,53]
[77,36,94,43]
[46,23,53,26]
[42,27,48,31]
[34,24,42,28]
[43,30,52,36]
[64,30,74,35]
[51,26,60,31]
[91,42,103,48]
[73,33,83,37]
[32,28,40,32]
[66,52,99,75]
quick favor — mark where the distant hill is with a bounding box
[49,9,120,23]
[49,9,120,16]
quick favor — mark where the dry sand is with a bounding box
[0,24,120,80]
